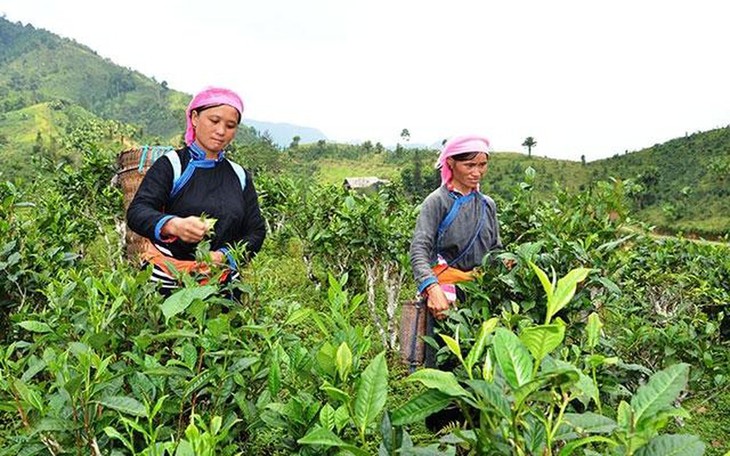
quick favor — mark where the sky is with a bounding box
[1,0,729,161]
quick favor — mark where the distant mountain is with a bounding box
[243,120,326,147]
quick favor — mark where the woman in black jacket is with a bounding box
[127,86,266,295]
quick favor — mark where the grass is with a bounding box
[673,388,730,455]
[314,157,400,185]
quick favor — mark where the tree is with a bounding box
[522,136,537,157]
[400,128,410,143]
[289,135,300,149]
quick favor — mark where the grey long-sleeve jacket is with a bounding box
[409,185,502,293]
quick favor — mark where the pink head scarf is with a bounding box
[436,134,491,185]
[184,86,244,146]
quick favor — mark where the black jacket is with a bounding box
[127,147,266,262]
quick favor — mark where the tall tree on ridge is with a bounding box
[522,136,537,157]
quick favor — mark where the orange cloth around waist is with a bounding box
[141,240,232,285]
[432,262,477,285]
[141,239,211,276]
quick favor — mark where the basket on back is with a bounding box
[116,146,175,261]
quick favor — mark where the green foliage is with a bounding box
[0,103,728,453]
[394,265,703,455]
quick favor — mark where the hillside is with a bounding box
[0,17,307,176]
[589,127,730,236]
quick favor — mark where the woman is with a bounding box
[408,134,504,431]
[409,134,503,320]
[127,86,266,295]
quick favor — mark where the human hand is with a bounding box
[163,216,207,243]
[426,285,450,320]
[502,257,517,270]
[210,250,226,265]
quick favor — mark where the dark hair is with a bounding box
[450,151,487,162]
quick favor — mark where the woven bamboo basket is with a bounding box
[399,299,428,370]
[116,146,175,260]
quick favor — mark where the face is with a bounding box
[447,152,489,192]
[191,104,240,155]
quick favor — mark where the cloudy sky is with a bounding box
[2,0,729,160]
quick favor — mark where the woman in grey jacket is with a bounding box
[409,134,503,319]
[408,134,505,431]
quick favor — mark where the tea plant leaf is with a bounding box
[297,427,371,456]
[299,426,345,445]
[529,261,554,300]
[98,396,147,417]
[585,313,603,350]
[556,412,617,440]
[631,363,689,428]
[354,351,388,432]
[321,383,351,403]
[175,440,195,456]
[12,380,43,412]
[334,405,350,432]
[557,436,617,456]
[17,321,52,333]
[547,267,592,322]
[336,342,353,382]
[634,434,706,456]
[391,389,452,426]
[519,323,565,363]
[440,334,463,362]
[183,369,216,398]
[319,403,336,430]
[34,418,80,433]
[104,426,134,452]
[268,358,281,397]
[161,286,217,321]
[493,328,533,389]
[464,318,499,375]
[285,307,312,326]
[20,356,46,382]
[407,368,472,399]
[572,371,600,408]
[617,400,632,429]
[466,379,511,420]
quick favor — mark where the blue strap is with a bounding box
[436,192,487,266]
[160,143,247,201]
[169,143,224,199]
[449,197,487,265]
[137,145,149,173]
[437,192,477,238]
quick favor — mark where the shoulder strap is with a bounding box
[163,150,185,198]
[436,192,487,266]
[164,150,182,183]
[164,151,248,199]
[437,192,476,239]
[226,159,247,192]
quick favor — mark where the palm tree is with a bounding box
[522,136,537,157]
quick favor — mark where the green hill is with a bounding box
[588,127,730,236]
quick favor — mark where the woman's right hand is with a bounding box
[426,285,450,320]
[162,216,207,243]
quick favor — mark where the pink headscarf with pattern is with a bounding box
[436,134,491,185]
[184,87,244,146]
